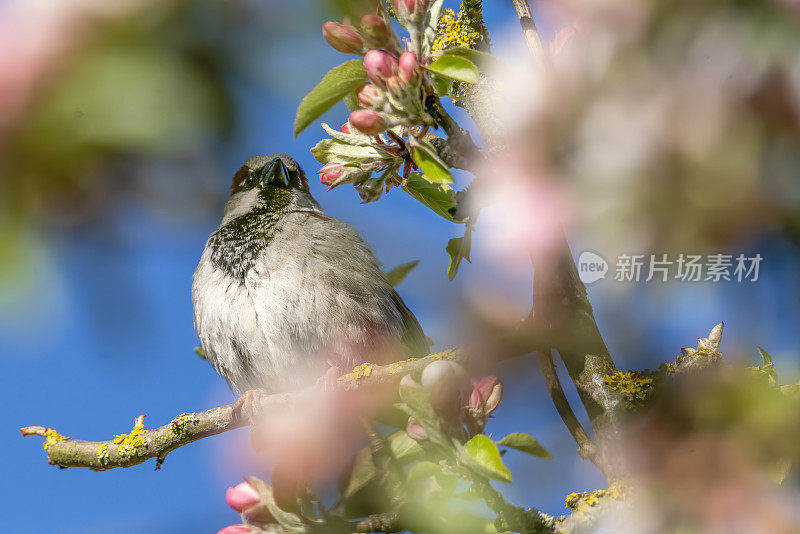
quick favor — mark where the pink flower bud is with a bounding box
[322,21,364,54]
[217,524,252,534]
[340,122,351,134]
[469,375,503,416]
[357,84,380,107]
[225,482,260,513]
[398,51,419,83]
[361,14,390,47]
[348,109,386,135]
[317,162,343,186]
[406,417,428,440]
[400,0,428,14]
[363,49,398,89]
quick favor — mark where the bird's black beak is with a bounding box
[260,158,292,188]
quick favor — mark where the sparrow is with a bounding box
[192,154,429,398]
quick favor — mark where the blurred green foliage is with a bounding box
[1,0,233,222]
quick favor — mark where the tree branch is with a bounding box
[510,0,548,69]
[536,349,599,465]
[427,95,482,164]
[474,476,553,533]
[20,348,519,471]
[20,403,255,471]
[529,241,622,479]
[491,0,623,477]
[430,1,621,480]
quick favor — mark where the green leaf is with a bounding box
[429,72,453,96]
[453,489,481,502]
[399,384,437,424]
[294,60,367,137]
[344,90,360,112]
[387,428,424,459]
[247,476,303,530]
[758,346,774,367]
[446,238,464,280]
[757,346,778,384]
[342,430,424,497]
[497,433,552,459]
[407,461,441,482]
[445,225,472,280]
[463,435,512,482]
[343,448,375,497]
[434,471,458,494]
[386,260,420,287]
[403,172,457,221]
[427,55,479,84]
[438,47,500,72]
[410,141,453,184]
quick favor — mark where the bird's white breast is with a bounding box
[192,208,404,393]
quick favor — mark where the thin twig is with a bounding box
[426,95,483,162]
[536,349,599,465]
[510,0,548,69]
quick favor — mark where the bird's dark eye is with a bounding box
[230,165,252,193]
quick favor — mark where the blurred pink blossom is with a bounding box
[0,0,149,135]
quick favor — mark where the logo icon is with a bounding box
[578,251,608,284]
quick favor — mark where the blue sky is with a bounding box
[2,2,799,532]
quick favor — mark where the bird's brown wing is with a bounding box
[390,289,432,358]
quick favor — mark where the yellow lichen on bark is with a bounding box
[42,428,68,450]
[603,370,656,404]
[432,1,489,54]
[170,412,198,437]
[113,419,148,457]
[565,482,628,511]
[95,442,110,465]
[338,362,374,382]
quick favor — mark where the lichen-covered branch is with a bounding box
[530,243,622,479]
[20,348,506,471]
[20,405,252,471]
[432,0,490,54]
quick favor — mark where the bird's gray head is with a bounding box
[230,154,309,195]
[220,154,319,223]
